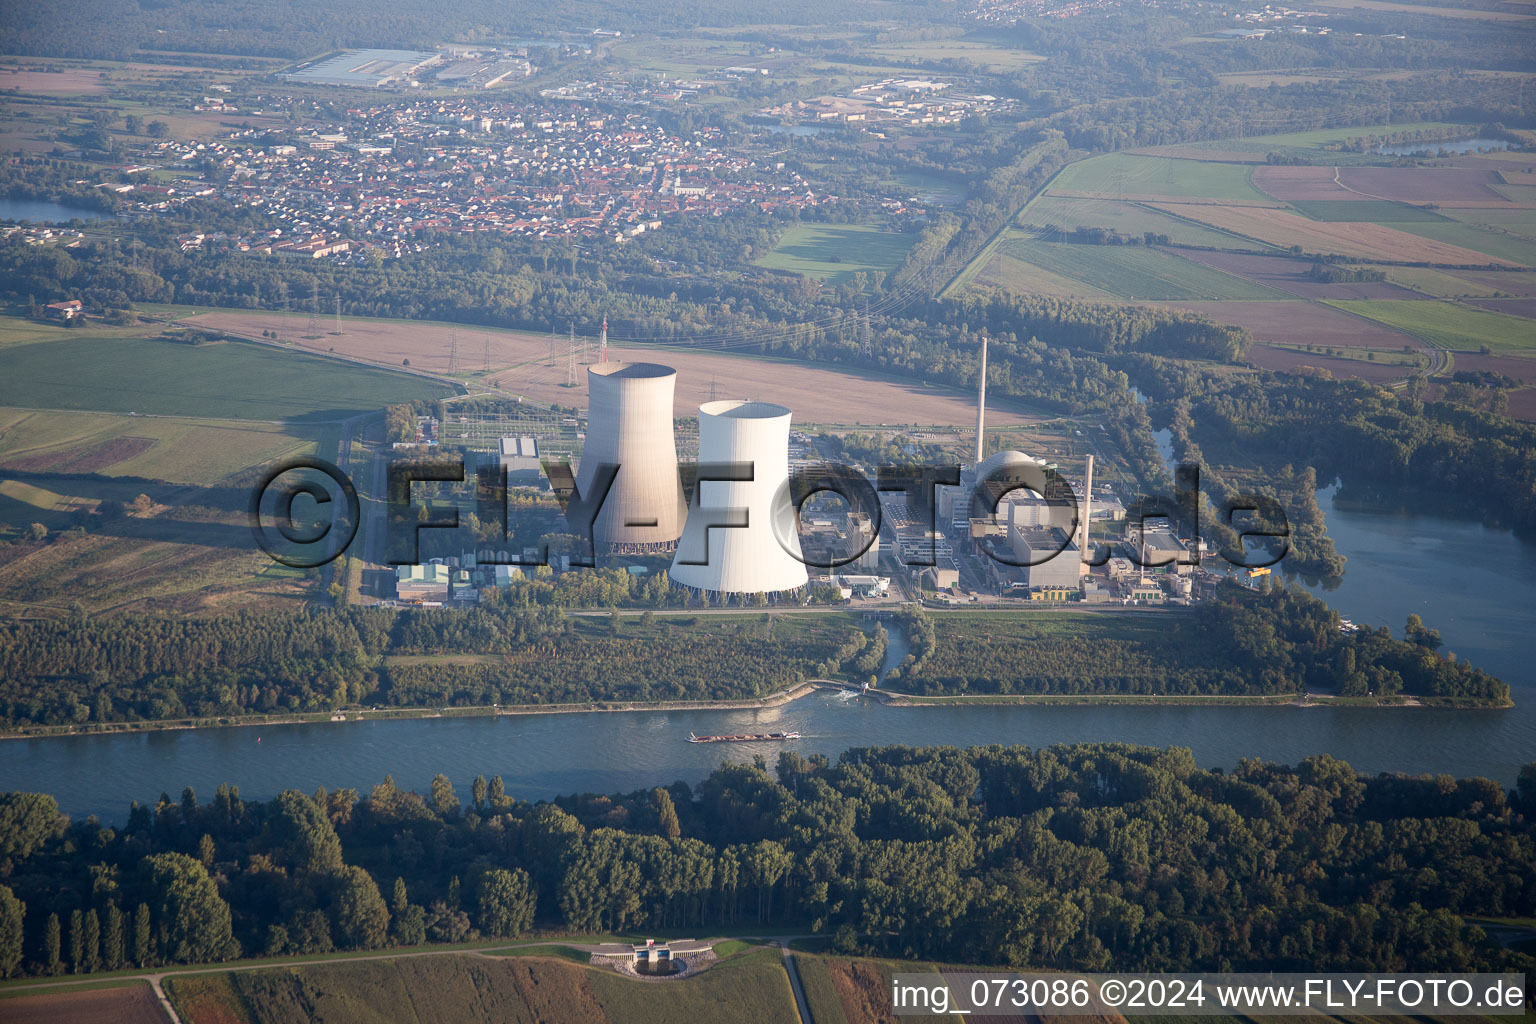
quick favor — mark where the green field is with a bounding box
[756,223,915,284]
[0,335,454,420]
[1150,121,1476,157]
[991,236,1292,300]
[1380,266,1507,298]
[973,247,1115,299]
[1050,153,1270,200]
[1391,221,1536,267]
[1289,199,1451,223]
[0,406,315,483]
[1443,206,1536,241]
[1326,299,1536,351]
[1025,194,1261,248]
[860,38,1046,70]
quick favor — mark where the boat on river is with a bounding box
[687,731,801,743]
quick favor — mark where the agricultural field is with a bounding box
[859,38,1046,70]
[164,949,801,1024]
[1286,200,1451,223]
[1379,266,1512,297]
[1168,249,1422,300]
[755,223,916,284]
[0,333,453,421]
[1434,268,1536,295]
[1305,0,1536,20]
[1023,194,1264,249]
[1442,206,1536,239]
[1254,166,1513,204]
[1157,300,1424,351]
[1390,221,1536,268]
[1145,121,1473,159]
[0,407,316,485]
[1246,343,1423,384]
[989,236,1292,300]
[185,309,1035,428]
[0,982,170,1024]
[957,122,1536,404]
[973,248,1116,299]
[1142,204,1516,264]
[1050,154,1271,201]
[1325,299,1536,352]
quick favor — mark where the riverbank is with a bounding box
[4,678,1508,742]
[0,680,830,741]
[875,690,1512,709]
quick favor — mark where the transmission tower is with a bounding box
[448,327,460,374]
[565,322,577,388]
[334,294,342,335]
[548,326,556,367]
[482,333,490,372]
[306,281,319,337]
[861,299,872,358]
[708,377,718,403]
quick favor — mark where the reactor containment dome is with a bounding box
[578,361,688,550]
[670,400,808,595]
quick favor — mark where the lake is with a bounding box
[0,198,110,223]
[3,490,1534,822]
[1372,136,1514,156]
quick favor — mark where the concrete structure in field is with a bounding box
[670,400,808,595]
[579,362,687,551]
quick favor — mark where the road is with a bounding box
[779,939,816,1024]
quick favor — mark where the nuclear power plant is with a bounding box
[669,400,809,596]
[577,361,687,551]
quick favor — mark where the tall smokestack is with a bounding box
[1080,454,1094,568]
[600,316,608,364]
[974,334,988,465]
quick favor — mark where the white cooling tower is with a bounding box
[669,400,808,595]
[578,362,686,549]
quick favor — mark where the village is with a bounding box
[81,97,844,259]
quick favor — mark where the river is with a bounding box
[2,492,1534,821]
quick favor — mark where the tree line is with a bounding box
[886,582,1509,704]
[0,607,865,730]
[3,744,1534,977]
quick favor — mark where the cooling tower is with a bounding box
[578,362,687,549]
[669,400,809,595]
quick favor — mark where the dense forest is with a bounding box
[887,582,1510,704]
[0,606,865,729]
[2,744,1534,978]
[0,582,1507,732]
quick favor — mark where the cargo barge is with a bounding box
[687,731,801,743]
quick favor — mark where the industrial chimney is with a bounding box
[974,335,988,465]
[578,362,687,551]
[669,400,808,595]
[1080,453,1094,569]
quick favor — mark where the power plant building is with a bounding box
[578,362,687,551]
[670,400,808,596]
